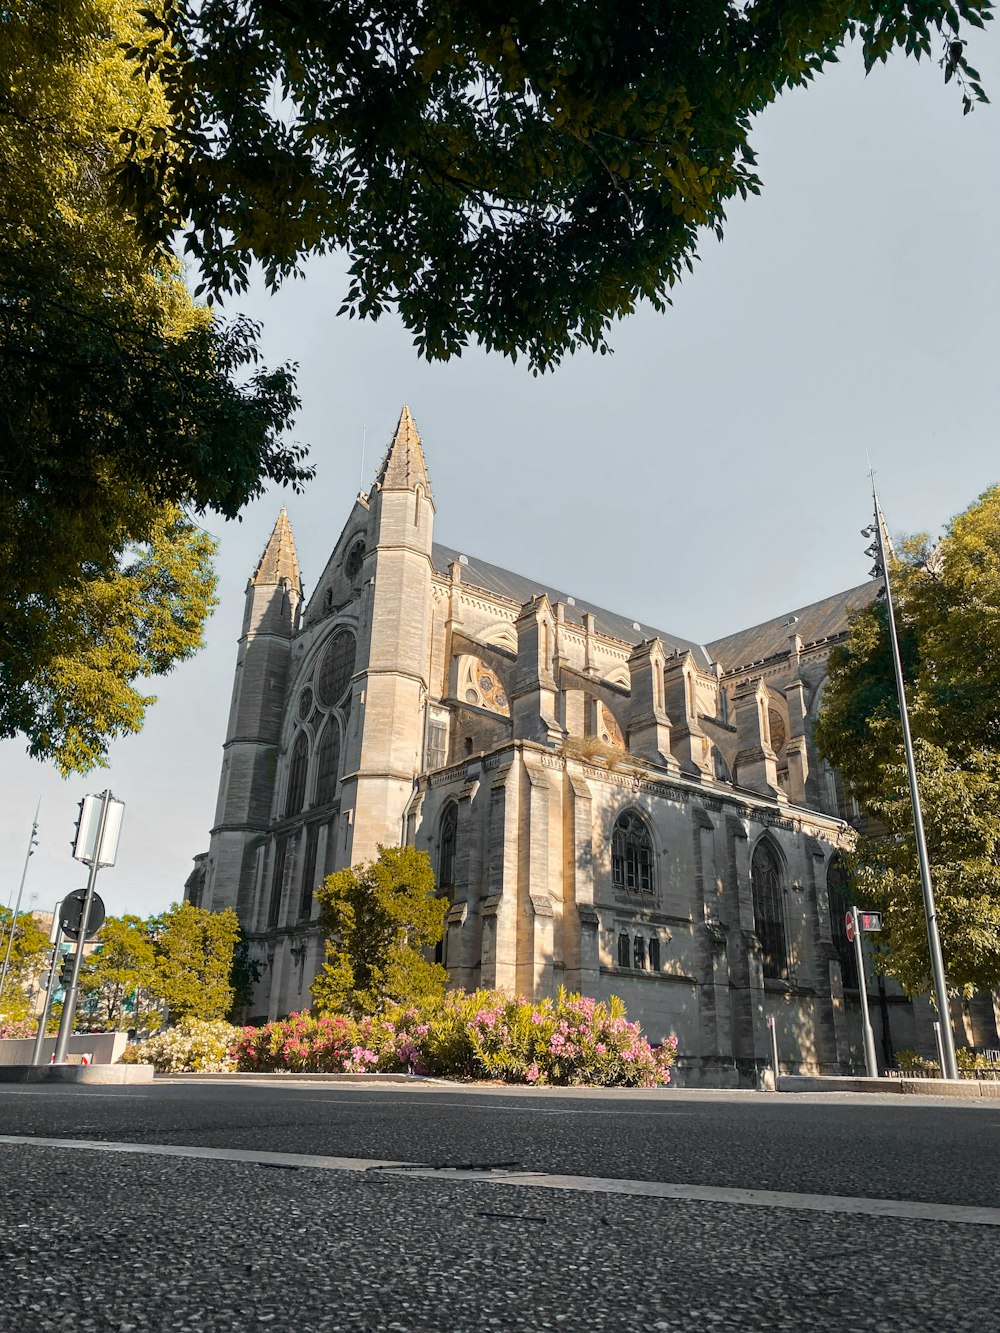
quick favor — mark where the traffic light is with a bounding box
[71,798,86,857]
[59,956,75,989]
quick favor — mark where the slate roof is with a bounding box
[432,543,712,666]
[706,581,881,673]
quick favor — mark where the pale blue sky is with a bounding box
[3,37,997,922]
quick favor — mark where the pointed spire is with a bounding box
[252,507,302,590]
[375,405,431,493]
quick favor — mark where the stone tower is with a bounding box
[337,406,435,865]
[202,509,302,916]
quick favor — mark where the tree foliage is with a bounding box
[154,901,241,1021]
[312,845,448,1015]
[2,505,217,774]
[816,486,1000,995]
[0,0,312,768]
[122,0,992,370]
[80,913,161,1029]
[0,909,50,1023]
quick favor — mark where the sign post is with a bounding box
[850,905,880,1078]
[52,790,124,1065]
[30,902,63,1066]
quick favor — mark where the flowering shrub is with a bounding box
[230,1012,360,1073]
[121,1019,238,1072]
[119,991,677,1086]
[0,1018,36,1040]
[224,990,675,1086]
[462,989,676,1087]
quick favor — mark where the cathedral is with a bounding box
[189,407,992,1085]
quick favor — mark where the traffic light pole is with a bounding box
[0,801,40,1009]
[52,790,112,1065]
[851,907,879,1078]
[31,908,63,1066]
[869,480,959,1081]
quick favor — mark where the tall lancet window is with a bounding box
[285,731,309,817]
[315,720,342,807]
[827,855,858,989]
[438,804,458,891]
[751,839,788,980]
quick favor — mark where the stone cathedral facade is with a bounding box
[191,407,914,1085]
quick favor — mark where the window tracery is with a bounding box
[827,855,858,989]
[751,838,788,980]
[439,804,458,890]
[317,629,356,707]
[315,720,341,806]
[284,732,309,818]
[612,811,654,894]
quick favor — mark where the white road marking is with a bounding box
[1,1134,997,1226]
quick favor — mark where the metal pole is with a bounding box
[31,911,63,1066]
[52,790,112,1065]
[870,480,959,1080]
[0,800,41,1008]
[767,1013,780,1089]
[933,1022,946,1077]
[852,907,879,1077]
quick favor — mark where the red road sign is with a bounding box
[845,910,855,943]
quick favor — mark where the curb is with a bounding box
[162,1071,433,1084]
[778,1074,1000,1099]
[0,1064,155,1085]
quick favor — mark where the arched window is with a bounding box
[751,839,788,980]
[618,933,631,968]
[612,811,654,893]
[299,824,320,920]
[438,804,458,890]
[267,835,287,929]
[345,539,365,578]
[633,936,646,970]
[649,937,661,971]
[314,720,341,807]
[827,855,858,989]
[284,732,309,818]
[317,629,356,707]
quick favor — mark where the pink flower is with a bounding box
[525,1063,540,1084]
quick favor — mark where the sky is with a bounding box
[2,35,998,925]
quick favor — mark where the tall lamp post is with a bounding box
[0,801,41,1009]
[863,479,959,1081]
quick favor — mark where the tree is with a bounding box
[312,846,448,1015]
[815,485,1000,996]
[227,927,262,1022]
[79,914,161,1030]
[1,0,312,767]
[154,901,241,1021]
[123,0,992,371]
[0,909,51,1023]
[3,505,217,774]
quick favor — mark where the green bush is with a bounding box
[122,1019,238,1072]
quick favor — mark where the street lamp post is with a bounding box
[0,801,40,1010]
[864,480,959,1081]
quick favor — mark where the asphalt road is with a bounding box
[1,1082,998,1332]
